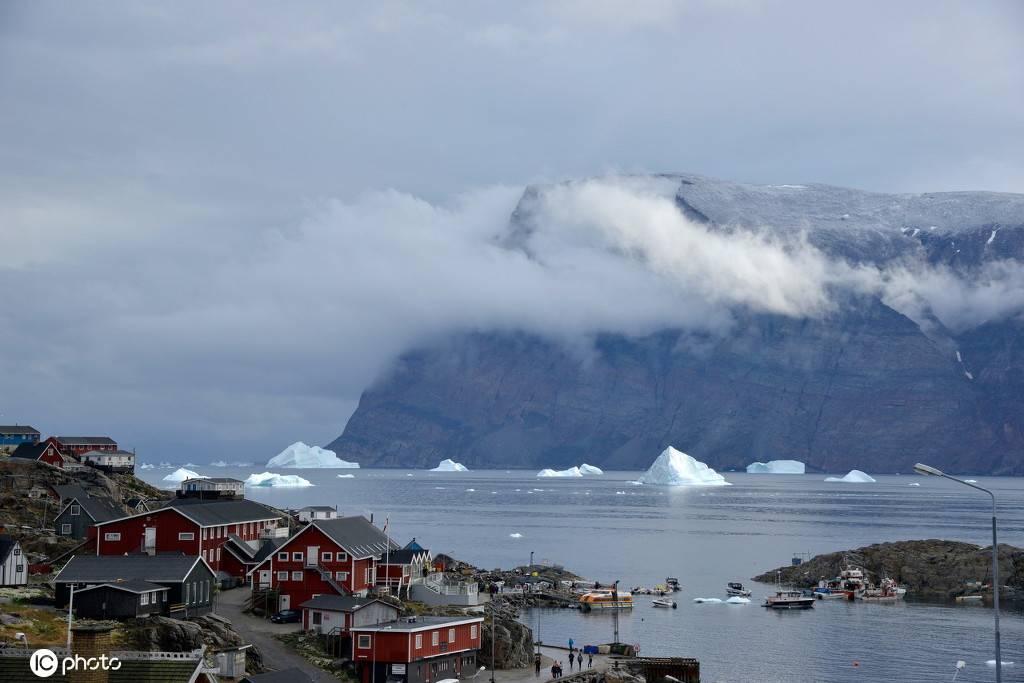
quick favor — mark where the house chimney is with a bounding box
[70,624,114,683]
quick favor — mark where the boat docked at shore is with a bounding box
[579,589,633,611]
[764,571,815,609]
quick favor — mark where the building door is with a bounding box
[258,570,270,588]
[307,546,319,567]
[144,527,156,554]
[280,594,290,610]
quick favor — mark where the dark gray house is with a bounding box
[53,492,125,540]
[54,553,216,618]
[72,579,170,619]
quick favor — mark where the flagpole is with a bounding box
[384,516,391,596]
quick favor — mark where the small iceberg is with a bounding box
[163,468,205,483]
[579,464,604,475]
[210,460,228,467]
[245,471,313,487]
[337,474,355,479]
[158,462,174,469]
[139,463,154,470]
[825,470,876,483]
[509,532,523,538]
[693,597,722,603]
[266,441,359,468]
[965,479,978,484]
[908,482,921,487]
[985,660,1014,668]
[726,596,750,604]
[210,460,253,467]
[537,467,584,478]
[639,447,731,486]
[431,459,469,472]
[746,459,805,474]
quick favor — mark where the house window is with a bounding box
[12,549,19,556]
[278,571,289,581]
[61,524,71,535]
[278,552,289,561]
[70,505,80,516]
[204,580,210,602]
[312,612,322,625]
[162,591,167,602]
[449,628,455,643]
[338,552,347,562]
[471,625,478,638]
[202,529,207,540]
[292,551,303,562]
[104,532,121,541]
[322,551,333,562]
[179,532,195,541]
[15,565,23,573]
[357,635,372,649]
[140,592,150,606]
[292,571,303,581]
[415,634,422,649]
[432,631,439,646]
[335,572,348,581]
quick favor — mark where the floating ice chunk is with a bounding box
[245,471,313,487]
[431,459,469,472]
[266,442,359,468]
[639,447,730,486]
[537,467,584,478]
[746,460,805,474]
[139,463,154,470]
[824,470,876,483]
[627,480,643,485]
[965,479,978,483]
[907,482,921,487]
[465,488,476,492]
[163,468,205,483]
[509,532,523,538]
[158,462,174,469]
[987,229,998,245]
[337,474,355,479]
[726,596,750,604]
[693,597,722,603]
[614,491,627,495]
[210,460,228,467]
[579,464,604,475]
[985,660,1014,667]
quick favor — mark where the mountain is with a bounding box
[327,174,1024,474]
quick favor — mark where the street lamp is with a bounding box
[914,463,1001,682]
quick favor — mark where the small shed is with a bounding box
[72,580,169,619]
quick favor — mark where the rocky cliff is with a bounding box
[328,175,1024,474]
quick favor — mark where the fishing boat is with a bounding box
[579,589,633,611]
[651,597,677,608]
[726,582,751,597]
[763,571,814,610]
[666,577,682,592]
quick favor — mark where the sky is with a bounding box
[2,1,1023,463]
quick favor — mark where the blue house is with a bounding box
[0,426,40,455]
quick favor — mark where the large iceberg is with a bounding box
[579,464,604,475]
[431,459,469,472]
[746,459,805,474]
[537,467,584,478]
[163,468,205,483]
[245,471,313,487]
[639,447,731,486]
[266,442,359,469]
[825,469,876,483]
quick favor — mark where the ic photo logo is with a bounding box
[29,648,121,678]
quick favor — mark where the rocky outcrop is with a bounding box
[753,540,1024,599]
[118,614,263,671]
[482,614,534,670]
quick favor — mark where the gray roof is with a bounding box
[224,533,256,559]
[299,505,335,512]
[353,615,483,632]
[53,484,90,503]
[380,548,428,565]
[0,425,39,435]
[10,442,61,461]
[160,498,282,526]
[80,449,134,458]
[77,580,168,594]
[312,517,398,558]
[53,436,117,445]
[0,536,18,564]
[55,554,209,584]
[61,495,124,523]
[251,537,285,563]
[185,477,243,484]
[299,595,389,612]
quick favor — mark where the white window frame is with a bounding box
[471,624,477,638]
[415,634,423,649]
[292,571,303,581]
[335,571,348,581]
[432,631,439,646]
[140,592,150,606]
[179,532,195,541]
[449,628,455,643]
[292,551,303,562]
[61,524,71,535]
[338,551,347,562]
[104,532,121,541]
[70,504,80,516]
[278,571,289,581]
[357,635,372,649]
[322,551,333,562]
[278,552,289,561]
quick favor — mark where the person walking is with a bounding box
[551,663,558,679]
[569,651,575,671]
[535,655,541,677]
[588,652,593,668]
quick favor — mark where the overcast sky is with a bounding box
[2,1,1023,463]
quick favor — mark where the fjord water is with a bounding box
[140,469,1024,682]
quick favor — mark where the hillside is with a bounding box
[328,174,1024,474]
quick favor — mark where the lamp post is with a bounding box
[914,463,1001,682]
[529,551,534,568]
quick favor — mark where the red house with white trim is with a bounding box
[248,516,394,610]
[10,442,68,468]
[349,615,483,683]
[45,436,118,457]
[91,498,285,579]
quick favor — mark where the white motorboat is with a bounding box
[726,582,751,597]
[651,597,677,609]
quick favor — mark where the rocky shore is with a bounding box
[754,539,1024,600]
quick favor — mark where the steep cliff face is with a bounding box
[328,175,1024,474]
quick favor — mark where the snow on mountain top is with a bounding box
[245,471,313,487]
[431,459,469,472]
[537,467,583,478]
[579,463,604,475]
[639,446,730,486]
[746,459,806,474]
[163,468,205,483]
[824,469,876,483]
[266,442,359,468]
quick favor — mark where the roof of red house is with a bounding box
[95,497,283,528]
[10,442,63,461]
[350,615,483,632]
[311,516,398,557]
[299,595,393,612]
[52,436,117,445]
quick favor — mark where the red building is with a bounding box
[349,615,483,683]
[377,547,432,597]
[248,516,394,610]
[91,498,284,579]
[10,442,68,468]
[46,436,118,457]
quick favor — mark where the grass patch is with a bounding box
[275,632,355,681]
[0,605,69,646]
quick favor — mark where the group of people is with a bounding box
[539,646,593,679]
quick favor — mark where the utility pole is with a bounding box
[611,580,620,646]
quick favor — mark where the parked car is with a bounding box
[270,609,302,624]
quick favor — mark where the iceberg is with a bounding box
[509,532,523,538]
[693,597,722,603]
[537,467,584,478]
[824,470,876,483]
[430,459,469,472]
[746,459,805,474]
[266,442,359,469]
[726,596,750,604]
[337,474,355,479]
[139,463,154,470]
[965,479,978,484]
[579,463,604,475]
[245,471,313,487]
[210,460,228,467]
[639,447,731,486]
[162,468,205,483]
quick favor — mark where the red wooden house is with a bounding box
[349,615,483,683]
[377,547,432,597]
[10,442,68,468]
[91,498,284,580]
[46,436,118,457]
[248,515,395,610]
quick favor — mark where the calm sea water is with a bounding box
[139,467,1024,682]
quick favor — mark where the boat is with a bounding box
[956,595,983,603]
[651,597,677,609]
[763,571,814,610]
[579,589,633,611]
[726,582,751,597]
[666,577,682,592]
[813,585,848,600]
